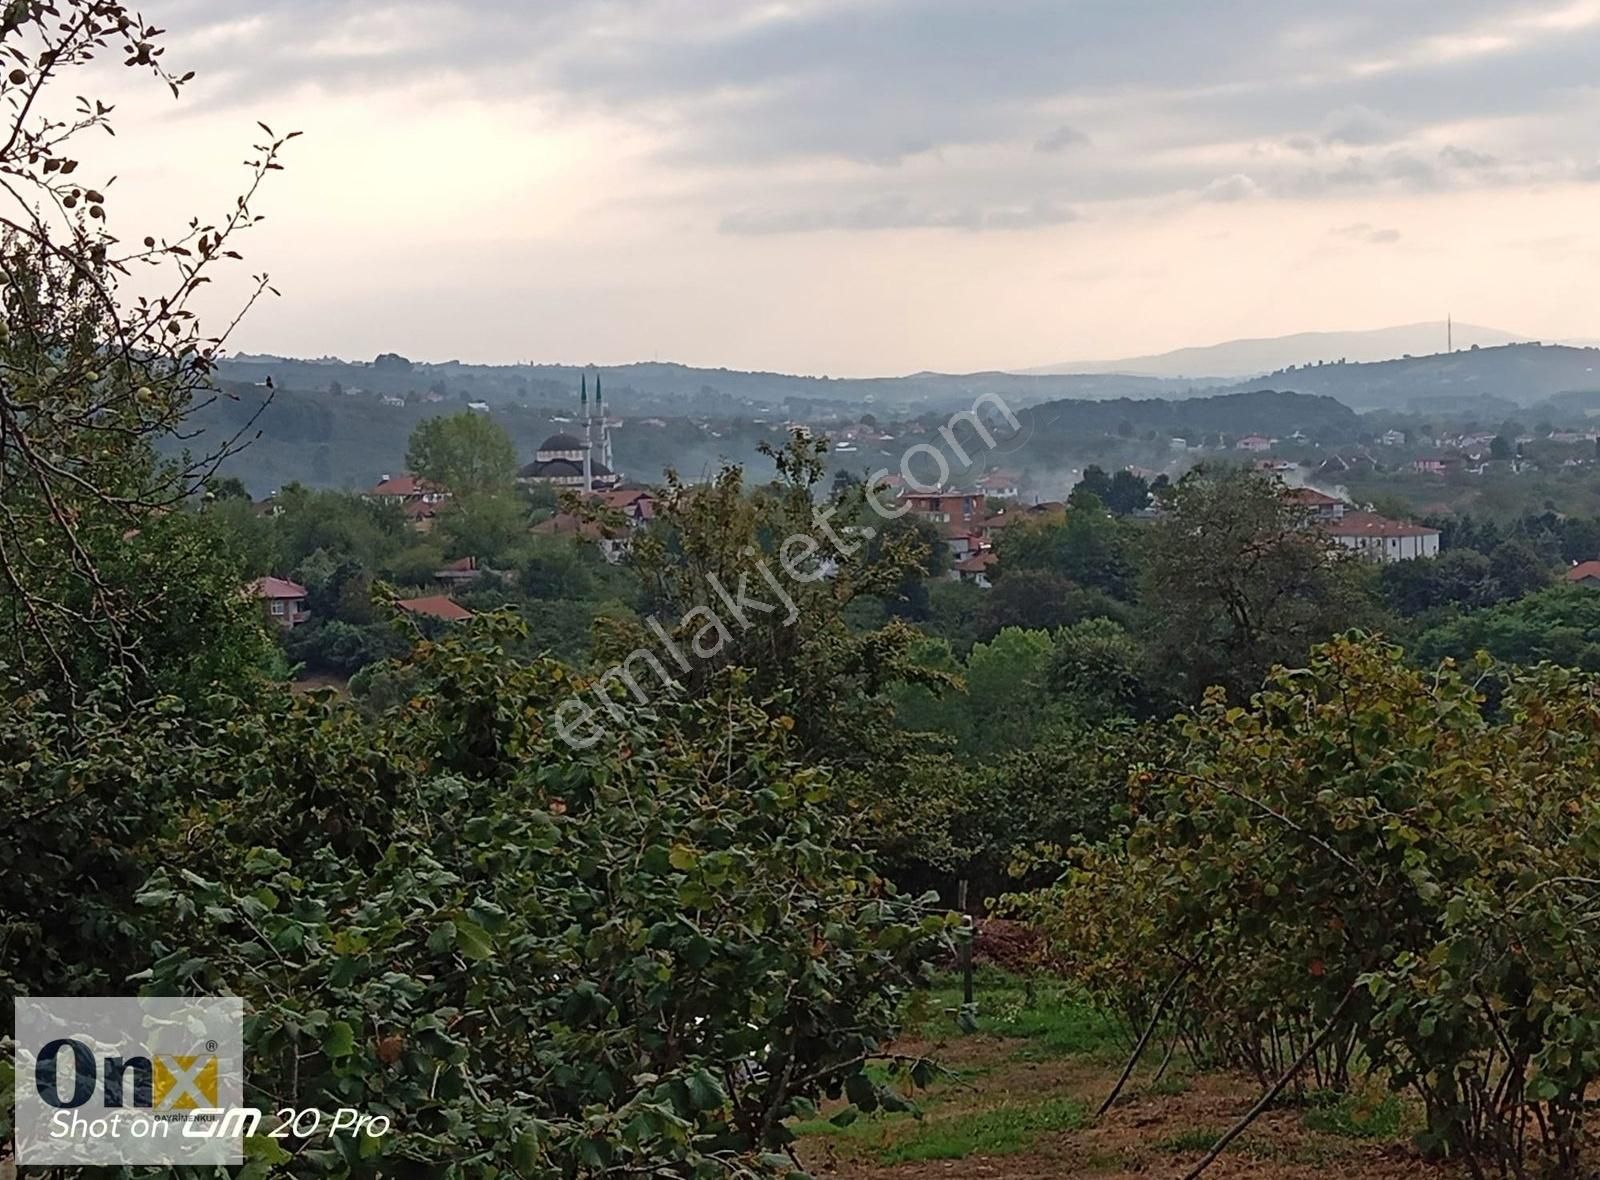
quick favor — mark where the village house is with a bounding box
[597,488,658,526]
[434,555,485,591]
[943,528,985,562]
[1284,486,1346,521]
[397,595,474,622]
[1566,561,1600,587]
[1325,512,1441,562]
[248,576,310,628]
[533,511,633,563]
[899,490,987,525]
[976,471,1021,499]
[952,550,998,589]
[947,550,998,588]
[1234,435,1273,452]
[370,473,450,504]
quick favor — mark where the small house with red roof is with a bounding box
[1566,561,1600,587]
[953,550,999,589]
[1325,512,1440,562]
[396,595,474,623]
[369,473,450,504]
[249,576,310,629]
[1284,486,1346,522]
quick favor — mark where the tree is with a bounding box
[1047,617,1154,721]
[207,476,251,501]
[439,493,527,564]
[964,627,1058,753]
[1378,549,1494,617]
[1414,584,1600,671]
[1490,434,1513,461]
[1104,468,1151,514]
[995,500,1138,600]
[1486,538,1552,601]
[0,4,293,701]
[1020,638,1600,1177]
[405,411,518,496]
[975,569,1131,639]
[1075,465,1114,502]
[1143,466,1382,701]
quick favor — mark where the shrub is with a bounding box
[1016,636,1600,1178]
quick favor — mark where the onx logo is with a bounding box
[14,997,245,1165]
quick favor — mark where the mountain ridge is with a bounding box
[1020,322,1543,379]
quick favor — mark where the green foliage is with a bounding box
[1018,637,1600,1177]
[438,491,529,564]
[1414,584,1600,671]
[1142,466,1383,701]
[1047,618,1154,722]
[994,502,1138,600]
[405,411,518,496]
[8,619,954,1177]
[1303,1090,1404,1140]
[964,627,1058,754]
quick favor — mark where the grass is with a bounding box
[1303,1089,1405,1139]
[1142,1072,1193,1096]
[792,970,1419,1174]
[915,969,1122,1060]
[795,1095,1087,1164]
[1156,1126,1225,1153]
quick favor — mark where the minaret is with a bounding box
[596,374,614,471]
[581,372,593,494]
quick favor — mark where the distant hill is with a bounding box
[214,355,1224,416]
[1218,342,1600,411]
[1022,388,1360,450]
[178,378,1359,498]
[1024,322,1528,379]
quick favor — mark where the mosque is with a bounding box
[517,372,622,492]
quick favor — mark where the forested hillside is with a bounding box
[1221,342,1600,410]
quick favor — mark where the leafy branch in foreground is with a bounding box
[0,0,295,698]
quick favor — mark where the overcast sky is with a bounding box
[90,0,1600,374]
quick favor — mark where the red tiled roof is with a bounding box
[1566,560,1600,582]
[396,595,473,622]
[1285,486,1342,507]
[955,551,999,572]
[533,512,625,541]
[439,555,477,573]
[249,576,307,600]
[1325,512,1439,539]
[403,499,441,519]
[371,473,444,498]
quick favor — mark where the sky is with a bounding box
[80,0,1600,375]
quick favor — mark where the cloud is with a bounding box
[1439,144,1500,170]
[1034,124,1089,152]
[1319,104,1401,146]
[719,195,1080,235]
[1333,222,1402,244]
[153,0,1600,234]
[1199,173,1260,202]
